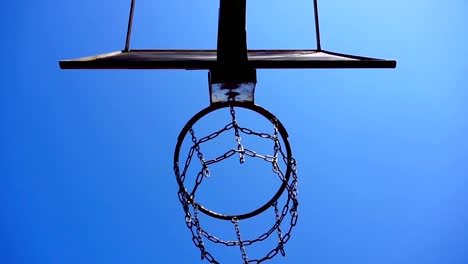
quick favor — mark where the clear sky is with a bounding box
[2,0,467,264]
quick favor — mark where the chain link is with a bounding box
[198,122,234,144]
[205,149,237,166]
[232,217,249,263]
[273,201,285,256]
[230,104,245,163]
[187,128,211,198]
[239,126,276,139]
[194,204,206,260]
[190,128,209,177]
[249,157,299,264]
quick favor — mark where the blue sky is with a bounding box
[2,0,467,264]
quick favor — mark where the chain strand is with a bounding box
[232,217,249,263]
[230,104,245,163]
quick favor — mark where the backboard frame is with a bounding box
[59,0,397,71]
[59,49,397,70]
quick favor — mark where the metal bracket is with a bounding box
[209,0,257,104]
[208,68,257,104]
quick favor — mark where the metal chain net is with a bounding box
[174,105,299,263]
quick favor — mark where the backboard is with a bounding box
[59,49,396,70]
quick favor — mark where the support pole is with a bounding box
[216,0,248,67]
[124,0,136,52]
[313,0,322,51]
[209,0,256,104]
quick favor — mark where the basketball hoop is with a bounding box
[59,0,396,262]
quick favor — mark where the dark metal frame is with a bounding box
[59,0,397,70]
[173,101,293,220]
[313,0,322,50]
[59,49,396,70]
[124,0,136,52]
[124,0,322,53]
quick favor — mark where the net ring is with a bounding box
[173,101,293,220]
